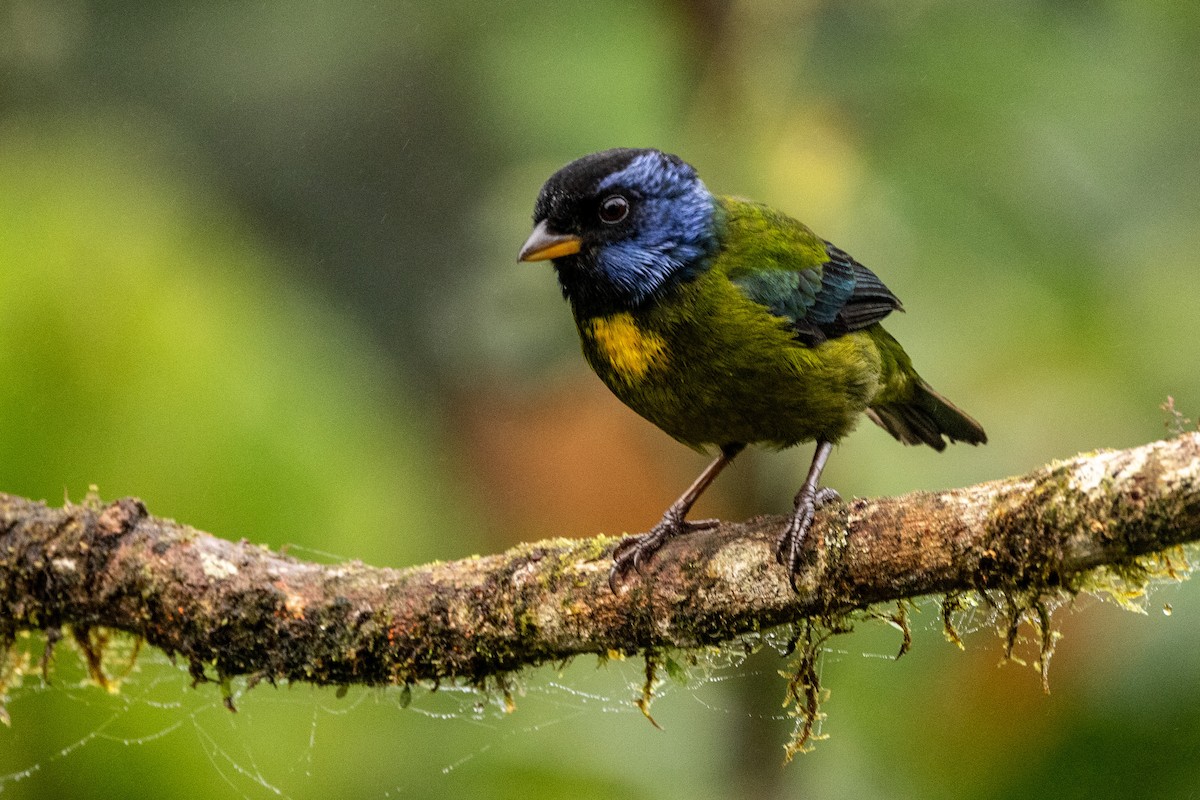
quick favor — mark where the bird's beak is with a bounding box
[518,220,582,262]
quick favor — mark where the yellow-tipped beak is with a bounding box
[518,220,582,262]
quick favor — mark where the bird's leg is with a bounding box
[610,443,745,591]
[776,440,840,585]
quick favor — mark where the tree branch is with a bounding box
[1,434,1197,691]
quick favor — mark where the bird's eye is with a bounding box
[598,194,630,224]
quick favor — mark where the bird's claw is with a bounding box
[775,486,841,588]
[609,514,719,592]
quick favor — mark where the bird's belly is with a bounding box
[579,313,883,449]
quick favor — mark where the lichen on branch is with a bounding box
[0,434,1197,725]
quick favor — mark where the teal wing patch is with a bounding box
[733,241,903,346]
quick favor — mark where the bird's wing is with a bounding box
[719,199,903,346]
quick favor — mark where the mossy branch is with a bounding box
[1,434,1197,693]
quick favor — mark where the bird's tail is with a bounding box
[866,380,987,452]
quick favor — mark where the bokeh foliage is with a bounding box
[2,1,1199,798]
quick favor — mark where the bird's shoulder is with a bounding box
[712,197,828,277]
[710,196,904,346]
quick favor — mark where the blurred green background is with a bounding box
[2,0,1199,797]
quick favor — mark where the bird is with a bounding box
[517,148,986,590]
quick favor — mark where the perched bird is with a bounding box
[518,148,986,590]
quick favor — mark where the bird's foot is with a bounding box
[609,511,719,592]
[775,486,841,588]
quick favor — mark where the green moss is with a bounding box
[0,634,24,727]
[1076,547,1191,612]
[940,592,972,649]
[781,619,835,761]
[635,651,664,730]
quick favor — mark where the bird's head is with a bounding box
[518,148,718,314]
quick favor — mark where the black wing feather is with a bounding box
[820,242,904,335]
[731,232,904,347]
[780,243,903,346]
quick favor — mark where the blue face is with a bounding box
[532,149,718,314]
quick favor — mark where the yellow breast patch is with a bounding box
[584,312,668,382]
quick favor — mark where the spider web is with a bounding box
[0,587,1150,799]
